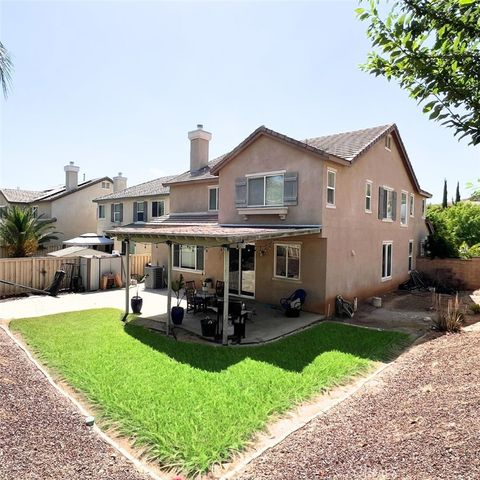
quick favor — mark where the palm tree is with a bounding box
[0,206,59,257]
[0,41,12,97]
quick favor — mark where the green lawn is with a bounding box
[11,309,409,476]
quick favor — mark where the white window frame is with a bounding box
[246,171,285,207]
[382,241,393,281]
[400,190,408,226]
[151,200,165,218]
[136,202,145,222]
[326,168,336,208]
[98,204,106,219]
[113,203,122,223]
[101,181,111,189]
[385,134,392,151]
[421,199,426,218]
[172,244,205,273]
[208,186,219,211]
[409,193,415,217]
[274,243,301,281]
[365,180,373,213]
[408,239,414,272]
[383,186,394,221]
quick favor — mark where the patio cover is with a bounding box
[106,223,321,345]
[63,233,114,246]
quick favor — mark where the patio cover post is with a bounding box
[124,239,130,319]
[166,241,172,335]
[222,246,230,345]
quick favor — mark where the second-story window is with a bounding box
[409,193,415,217]
[136,202,145,222]
[208,186,219,211]
[326,169,336,207]
[365,181,372,213]
[31,206,38,218]
[400,191,408,226]
[421,199,426,218]
[98,204,106,219]
[152,201,165,218]
[101,181,111,189]
[378,187,396,221]
[112,203,123,223]
[247,173,284,207]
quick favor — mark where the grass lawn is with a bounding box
[11,308,409,476]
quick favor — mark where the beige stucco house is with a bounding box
[109,123,431,319]
[94,175,175,254]
[0,162,113,248]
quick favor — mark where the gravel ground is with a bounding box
[237,330,480,480]
[0,328,149,480]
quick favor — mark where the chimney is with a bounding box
[113,172,127,193]
[188,124,212,172]
[64,161,80,190]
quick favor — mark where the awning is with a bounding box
[106,224,322,246]
[48,246,114,257]
[63,233,114,246]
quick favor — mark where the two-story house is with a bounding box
[94,174,176,254]
[109,123,430,320]
[0,162,113,248]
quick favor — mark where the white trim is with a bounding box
[113,203,122,223]
[382,186,394,220]
[408,239,414,272]
[400,190,408,226]
[208,185,219,212]
[237,206,288,220]
[98,204,106,219]
[172,244,205,273]
[151,200,165,218]
[245,169,286,178]
[381,241,393,281]
[421,198,426,219]
[385,134,392,151]
[247,173,285,207]
[365,180,373,213]
[326,168,336,207]
[274,242,301,281]
[409,193,415,218]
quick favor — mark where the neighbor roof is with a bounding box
[165,155,226,185]
[0,188,45,203]
[94,175,177,201]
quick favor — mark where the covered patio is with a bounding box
[108,223,321,345]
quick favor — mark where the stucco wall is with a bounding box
[321,133,429,311]
[217,135,324,225]
[416,257,480,290]
[169,181,218,214]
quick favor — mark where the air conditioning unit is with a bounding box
[144,265,165,289]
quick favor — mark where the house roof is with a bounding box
[210,124,431,197]
[149,213,219,225]
[106,223,321,247]
[94,175,177,202]
[0,188,45,203]
[165,155,226,185]
[1,177,113,204]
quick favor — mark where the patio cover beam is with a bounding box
[222,246,229,345]
[166,241,172,335]
[123,240,130,321]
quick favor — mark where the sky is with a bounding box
[1,0,478,203]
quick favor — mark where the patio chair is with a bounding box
[280,289,307,317]
[185,280,196,291]
[215,280,224,297]
[185,287,206,314]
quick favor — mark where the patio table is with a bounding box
[194,290,216,312]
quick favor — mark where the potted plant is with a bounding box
[203,278,213,291]
[130,278,143,314]
[171,274,185,325]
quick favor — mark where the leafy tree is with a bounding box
[442,179,448,208]
[0,41,12,98]
[357,0,480,145]
[0,206,59,257]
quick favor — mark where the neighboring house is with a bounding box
[94,174,176,254]
[108,123,431,315]
[0,162,113,248]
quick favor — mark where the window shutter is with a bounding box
[110,204,114,222]
[143,201,148,222]
[133,202,138,222]
[119,203,123,222]
[235,178,247,207]
[196,246,204,271]
[378,187,385,219]
[392,191,397,221]
[152,202,157,218]
[284,172,298,205]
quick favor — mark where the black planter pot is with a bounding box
[131,296,143,314]
[200,318,217,337]
[171,306,185,325]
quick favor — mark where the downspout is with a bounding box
[222,246,230,345]
[166,241,172,336]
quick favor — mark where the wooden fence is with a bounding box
[0,253,151,297]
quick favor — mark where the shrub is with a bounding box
[433,293,464,332]
[469,303,480,314]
